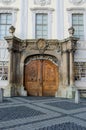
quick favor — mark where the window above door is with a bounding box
[31,7,54,39]
[35,13,48,39]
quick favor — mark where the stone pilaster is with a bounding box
[62,52,68,86]
[69,50,74,86]
[8,49,13,84]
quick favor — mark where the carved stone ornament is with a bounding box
[36,39,48,53]
[34,0,51,6]
[69,0,85,5]
[68,27,75,36]
[25,55,58,65]
[0,0,15,5]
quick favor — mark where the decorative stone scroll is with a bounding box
[34,0,51,6]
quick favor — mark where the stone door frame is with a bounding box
[5,37,78,97]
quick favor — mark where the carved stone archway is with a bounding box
[24,54,59,66]
[5,37,78,98]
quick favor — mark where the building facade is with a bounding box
[0,0,86,97]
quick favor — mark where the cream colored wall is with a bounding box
[14,0,21,37]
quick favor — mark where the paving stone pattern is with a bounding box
[0,106,44,122]
[46,101,86,110]
[21,96,54,100]
[0,97,86,130]
[36,122,86,130]
[2,99,12,103]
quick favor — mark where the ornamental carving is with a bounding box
[69,0,85,5]
[0,0,15,5]
[34,0,51,6]
[36,39,48,54]
[24,55,58,65]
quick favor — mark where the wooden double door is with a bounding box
[25,60,59,96]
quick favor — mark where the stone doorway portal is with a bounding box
[5,32,78,98]
[24,60,59,96]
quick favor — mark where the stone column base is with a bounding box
[18,85,27,96]
[56,85,76,98]
[3,84,13,97]
[4,84,27,97]
[75,89,80,103]
[66,85,76,98]
[55,86,67,98]
[0,88,4,102]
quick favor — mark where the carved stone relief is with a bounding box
[24,55,58,65]
[34,0,51,6]
[36,39,48,54]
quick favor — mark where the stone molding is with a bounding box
[67,7,86,12]
[0,0,15,5]
[5,36,78,60]
[24,54,59,66]
[34,0,51,6]
[0,7,19,13]
[31,7,54,12]
[69,0,85,5]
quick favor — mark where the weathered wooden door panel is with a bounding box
[25,60,42,96]
[43,60,58,96]
[25,60,59,96]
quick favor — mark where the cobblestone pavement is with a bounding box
[0,97,86,130]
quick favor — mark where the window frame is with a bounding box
[35,13,48,39]
[67,8,86,41]
[72,13,84,40]
[0,13,12,40]
[31,8,54,39]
